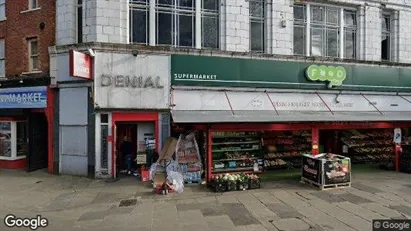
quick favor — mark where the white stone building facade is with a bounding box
[55,0,411,63]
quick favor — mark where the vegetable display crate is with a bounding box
[211,173,260,192]
[214,182,227,193]
[248,179,261,189]
[301,153,351,190]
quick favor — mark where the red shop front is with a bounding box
[171,88,411,183]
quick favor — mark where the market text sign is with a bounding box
[69,50,92,79]
[306,65,346,88]
[100,75,164,88]
[0,86,47,108]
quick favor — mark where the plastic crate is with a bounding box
[248,179,261,189]
[214,182,227,193]
[236,182,249,191]
[227,181,237,191]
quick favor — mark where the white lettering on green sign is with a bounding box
[306,65,346,88]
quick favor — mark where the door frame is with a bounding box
[111,112,159,177]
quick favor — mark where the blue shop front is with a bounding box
[0,85,51,171]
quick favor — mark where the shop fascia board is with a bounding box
[172,86,402,96]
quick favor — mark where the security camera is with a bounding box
[88,48,96,57]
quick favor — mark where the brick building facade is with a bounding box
[0,0,55,78]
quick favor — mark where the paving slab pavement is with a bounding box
[2,169,411,231]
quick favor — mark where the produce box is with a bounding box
[227,181,237,191]
[301,153,351,189]
[249,179,261,189]
[157,137,177,163]
[214,182,227,193]
[237,182,249,191]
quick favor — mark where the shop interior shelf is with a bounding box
[264,155,301,160]
[213,136,260,139]
[212,148,260,153]
[212,167,257,173]
[212,141,260,145]
[212,157,258,162]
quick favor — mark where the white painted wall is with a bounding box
[55,0,411,63]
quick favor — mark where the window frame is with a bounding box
[381,12,392,61]
[0,39,4,78]
[28,0,39,10]
[28,38,39,72]
[76,0,83,43]
[293,3,358,59]
[249,0,265,53]
[155,0,196,47]
[128,0,220,49]
[201,0,220,49]
[0,0,6,20]
[129,0,150,44]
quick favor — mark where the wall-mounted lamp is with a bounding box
[19,79,23,84]
[281,19,287,28]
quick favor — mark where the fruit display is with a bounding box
[262,130,311,170]
[212,132,263,174]
[225,153,255,159]
[264,159,287,167]
[341,129,394,164]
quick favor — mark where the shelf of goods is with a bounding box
[212,132,263,175]
[262,130,312,170]
[340,130,394,164]
[176,133,202,183]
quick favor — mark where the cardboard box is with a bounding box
[156,137,177,163]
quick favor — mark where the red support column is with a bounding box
[395,143,401,172]
[46,87,55,174]
[207,129,213,183]
[312,127,319,155]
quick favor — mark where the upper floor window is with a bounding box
[293,4,357,59]
[202,0,219,48]
[28,38,39,71]
[156,0,195,47]
[130,0,149,44]
[381,13,391,61]
[0,39,4,77]
[0,0,5,20]
[77,0,83,43]
[249,0,265,52]
[128,0,219,48]
[29,0,38,10]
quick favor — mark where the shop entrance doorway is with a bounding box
[27,113,48,172]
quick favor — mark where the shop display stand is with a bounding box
[301,153,351,190]
[340,130,394,165]
[211,132,263,175]
[262,130,311,170]
[176,133,202,184]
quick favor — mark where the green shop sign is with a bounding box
[171,55,411,92]
[305,65,347,88]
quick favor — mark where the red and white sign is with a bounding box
[69,50,92,79]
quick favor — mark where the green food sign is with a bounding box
[306,65,347,88]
